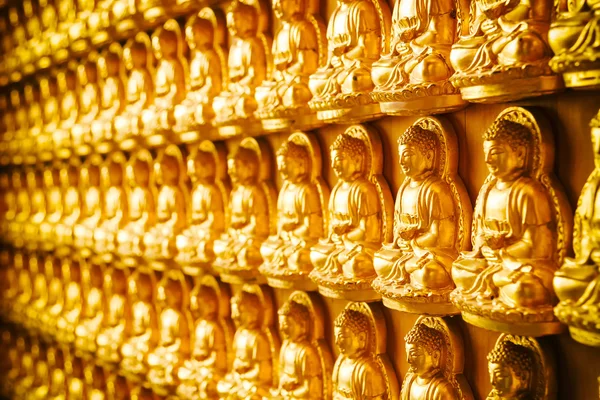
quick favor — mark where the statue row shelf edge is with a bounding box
[2,105,600,346]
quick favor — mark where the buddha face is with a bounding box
[489,362,529,398]
[484,140,526,182]
[227,3,257,39]
[187,20,213,51]
[335,324,366,358]
[155,156,179,186]
[279,312,307,341]
[230,150,258,185]
[127,160,149,187]
[154,30,177,59]
[399,144,433,179]
[332,149,363,182]
[274,0,303,21]
[188,152,215,183]
[164,280,183,308]
[130,44,148,69]
[277,154,306,184]
[406,342,439,376]
[239,296,261,328]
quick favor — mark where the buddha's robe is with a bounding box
[117,187,154,255]
[400,371,457,400]
[276,341,322,399]
[333,355,387,399]
[147,308,184,385]
[114,68,152,138]
[75,286,104,352]
[121,300,156,375]
[96,294,127,362]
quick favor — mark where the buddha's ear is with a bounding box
[431,349,441,367]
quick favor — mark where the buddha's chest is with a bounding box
[333,186,352,214]
[235,331,255,360]
[283,343,300,373]
[336,359,355,392]
[484,185,510,221]
[400,185,420,216]
[409,379,430,400]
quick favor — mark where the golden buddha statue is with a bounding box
[86,0,114,47]
[56,259,83,344]
[138,0,169,23]
[93,152,128,261]
[142,145,188,269]
[22,82,43,163]
[213,138,277,283]
[91,43,126,152]
[120,268,159,380]
[373,118,472,315]
[212,0,270,136]
[486,334,556,400]
[254,0,325,132]
[141,19,187,145]
[47,346,67,400]
[176,275,234,399]
[9,170,30,248]
[55,161,81,253]
[73,155,103,257]
[553,110,600,346]
[37,0,57,70]
[270,291,333,400]
[23,254,46,328]
[40,257,64,337]
[74,262,105,354]
[449,0,562,102]
[217,285,279,400]
[401,316,473,400]
[307,0,391,123]
[332,302,398,399]
[23,168,45,251]
[451,107,572,336]
[52,0,75,63]
[310,125,393,301]
[10,87,30,164]
[113,33,154,150]
[173,8,226,140]
[175,141,229,276]
[39,166,63,252]
[146,271,193,395]
[260,133,328,290]
[370,0,466,115]
[37,74,60,161]
[53,63,79,157]
[96,267,131,365]
[71,53,101,156]
[12,337,38,398]
[116,150,156,263]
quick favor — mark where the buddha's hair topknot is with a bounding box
[277,140,309,161]
[405,323,445,356]
[487,341,535,382]
[331,133,366,159]
[483,119,532,152]
[398,124,438,154]
[335,309,371,338]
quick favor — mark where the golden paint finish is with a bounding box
[176,275,234,399]
[374,117,472,315]
[261,132,329,290]
[55,159,81,255]
[332,302,399,399]
[212,0,271,137]
[73,154,103,258]
[271,291,333,399]
[53,62,79,159]
[175,140,229,276]
[371,0,467,115]
[71,52,101,157]
[554,109,600,346]
[449,0,563,102]
[486,334,555,400]
[401,316,473,400]
[310,125,393,301]
[549,0,600,88]
[37,74,60,162]
[74,262,105,355]
[110,0,138,36]
[216,284,279,399]
[307,0,391,123]
[451,107,573,336]
[255,0,326,132]
[173,9,226,142]
[213,138,277,283]
[55,258,82,345]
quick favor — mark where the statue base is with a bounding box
[461,311,565,337]
[568,326,600,347]
[119,135,145,152]
[555,301,600,346]
[315,102,382,124]
[377,93,467,116]
[382,296,459,316]
[37,56,52,71]
[563,69,600,89]
[456,74,563,103]
[216,269,266,285]
[217,120,263,139]
[91,31,111,47]
[317,284,381,301]
[96,140,115,154]
[176,125,219,144]
[261,271,318,291]
[115,19,137,37]
[257,110,324,133]
[179,261,213,277]
[143,7,167,24]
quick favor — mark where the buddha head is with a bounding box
[129,41,149,69]
[134,272,153,303]
[43,168,58,189]
[11,170,22,189]
[164,278,183,309]
[155,153,180,186]
[226,0,258,39]
[90,263,104,288]
[237,290,262,329]
[101,51,121,78]
[110,268,128,295]
[274,0,304,22]
[187,17,213,51]
[405,323,444,377]
[487,341,534,399]
[126,158,150,187]
[398,125,438,179]
[483,119,531,182]
[188,150,215,183]
[331,134,366,182]
[334,309,370,359]
[228,146,259,185]
[278,300,310,342]
[102,160,124,187]
[79,59,98,86]
[153,26,178,59]
[192,284,219,320]
[277,141,310,184]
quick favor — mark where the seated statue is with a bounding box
[55,163,81,252]
[52,65,78,153]
[143,147,187,264]
[146,274,192,395]
[332,303,398,399]
[73,158,102,255]
[23,169,45,250]
[7,171,29,248]
[370,0,464,113]
[307,0,390,122]
[117,151,156,261]
[254,0,324,129]
[74,263,105,354]
[216,288,277,400]
[401,317,473,400]
[451,108,571,335]
[213,140,275,282]
[173,9,224,134]
[176,277,232,399]
[260,135,326,289]
[113,34,154,144]
[120,270,159,378]
[373,120,470,314]
[24,255,47,329]
[94,155,128,258]
[40,259,65,337]
[37,75,60,158]
[449,0,561,101]
[212,0,268,130]
[310,128,392,300]
[96,268,130,364]
[56,260,83,344]
[90,44,126,146]
[175,143,227,272]
[270,292,332,399]
[141,20,186,140]
[70,55,100,155]
[39,168,62,252]
[554,111,600,346]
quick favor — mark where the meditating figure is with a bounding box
[70,55,100,153]
[73,158,102,255]
[55,163,81,251]
[74,263,105,354]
